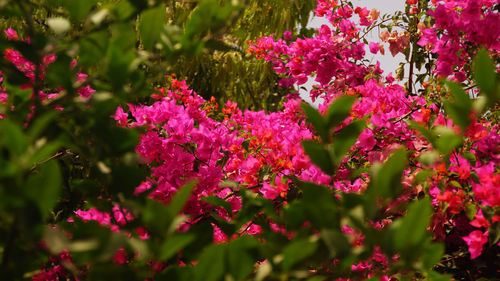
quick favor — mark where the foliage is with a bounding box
[0,0,499,281]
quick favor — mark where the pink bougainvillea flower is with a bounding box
[4,28,19,40]
[368,42,380,54]
[462,230,488,259]
[470,209,490,229]
[112,106,129,127]
[76,85,96,99]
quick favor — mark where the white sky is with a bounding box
[300,0,406,104]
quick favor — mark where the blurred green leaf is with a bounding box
[301,103,328,142]
[0,119,28,156]
[143,180,196,234]
[394,197,432,252]
[473,48,496,95]
[165,180,197,218]
[434,126,462,154]
[157,266,194,281]
[321,230,350,258]
[202,195,233,215]
[63,0,98,22]
[79,30,110,66]
[282,238,318,270]
[24,161,62,216]
[444,81,471,132]
[370,148,407,199]
[194,243,226,281]
[43,226,70,255]
[300,182,339,229]
[139,5,166,50]
[326,96,356,128]
[227,237,259,281]
[422,242,444,269]
[27,111,57,142]
[284,201,307,230]
[302,140,334,175]
[407,121,436,148]
[332,120,365,164]
[159,233,196,261]
[29,141,61,166]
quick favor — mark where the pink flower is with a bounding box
[112,106,129,127]
[76,85,95,99]
[4,28,19,40]
[462,230,488,259]
[470,209,490,229]
[357,129,377,151]
[112,248,129,264]
[0,93,8,105]
[368,42,379,54]
[283,30,292,40]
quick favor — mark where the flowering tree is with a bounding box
[0,0,498,280]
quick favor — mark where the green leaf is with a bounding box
[370,148,407,199]
[43,226,70,254]
[227,237,258,281]
[108,47,135,91]
[284,201,307,230]
[282,238,318,270]
[300,182,339,229]
[444,81,471,132]
[326,96,356,128]
[301,103,329,142]
[194,243,226,281]
[302,140,334,175]
[307,277,328,281]
[143,181,196,234]
[202,196,233,215]
[63,0,98,22]
[332,120,365,164]
[394,197,432,251]
[157,266,193,281]
[473,48,496,94]
[342,193,365,210]
[407,121,436,148]
[0,119,28,156]
[29,141,62,166]
[434,126,462,154]
[113,0,137,20]
[321,230,350,258]
[79,30,110,66]
[422,242,444,269]
[27,112,58,142]
[139,5,166,50]
[461,151,476,166]
[165,180,197,218]
[24,161,62,216]
[159,233,196,261]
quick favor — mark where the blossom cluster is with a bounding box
[1,0,498,279]
[0,28,95,120]
[418,0,500,79]
[92,0,499,275]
